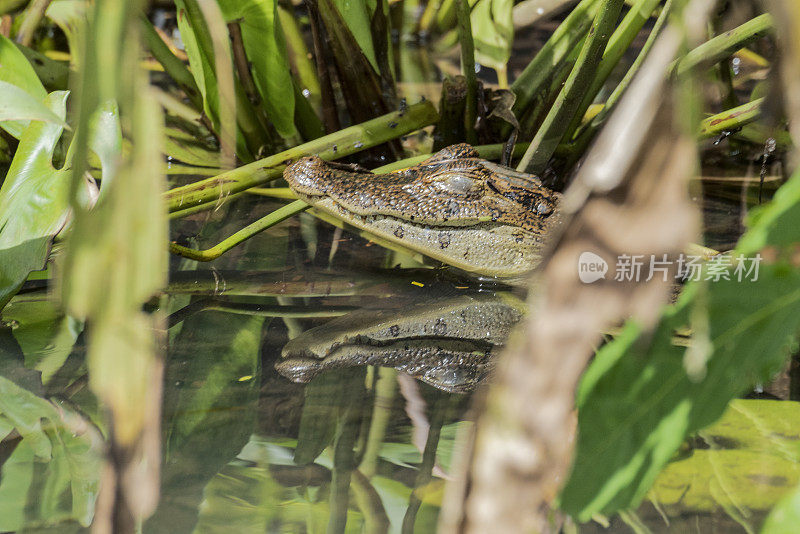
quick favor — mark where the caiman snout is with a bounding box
[284,156,329,195]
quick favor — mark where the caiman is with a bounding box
[275,294,524,393]
[283,144,561,278]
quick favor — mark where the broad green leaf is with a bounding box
[0,81,68,128]
[218,0,297,139]
[0,33,48,138]
[331,0,378,71]
[174,0,222,131]
[0,92,71,311]
[562,169,800,520]
[45,0,88,67]
[470,0,513,72]
[650,400,800,515]
[164,122,222,167]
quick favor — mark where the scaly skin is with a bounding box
[283,144,561,278]
[276,294,524,393]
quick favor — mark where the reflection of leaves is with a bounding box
[0,371,102,531]
[0,92,71,311]
[149,311,263,529]
[194,462,285,533]
[563,169,800,520]
[2,298,83,385]
[294,368,366,466]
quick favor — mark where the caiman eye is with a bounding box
[435,174,480,197]
[536,202,553,216]
[443,175,479,194]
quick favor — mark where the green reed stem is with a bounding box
[672,13,774,76]
[374,142,531,172]
[169,200,309,261]
[517,0,625,174]
[456,0,478,144]
[565,0,673,164]
[698,98,764,138]
[141,17,203,110]
[564,0,663,141]
[277,1,322,114]
[510,0,602,127]
[164,100,439,212]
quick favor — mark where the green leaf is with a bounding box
[174,0,221,130]
[218,0,297,139]
[0,81,68,129]
[331,0,379,71]
[469,0,513,72]
[0,34,48,138]
[0,91,71,311]
[650,400,800,516]
[562,169,800,520]
[762,481,800,533]
[164,123,222,167]
[45,0,88,64]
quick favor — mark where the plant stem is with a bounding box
[307,0,341,133]
[141,17,203,110]
[164,100,438,212]
[169,200,309,261]
[246,187,297,199]
[568,0,673,161]
[517,0,625,174]
[14,0,50,47]
[509,0,602,128]
[419,0,443,33]
[564,0,663,141]
[456,0,478,144]
[698,98,763,138]
[278,0,323,114]
[672,13,773,76]
[374,142,531,172]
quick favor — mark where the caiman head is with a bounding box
[283,144,561,279]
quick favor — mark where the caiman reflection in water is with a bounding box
[276,294,524,392]
[283,143,561,278]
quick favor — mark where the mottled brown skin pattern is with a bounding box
[276,294,524,393]
[284,144,561,277]
[285,144,559,233]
